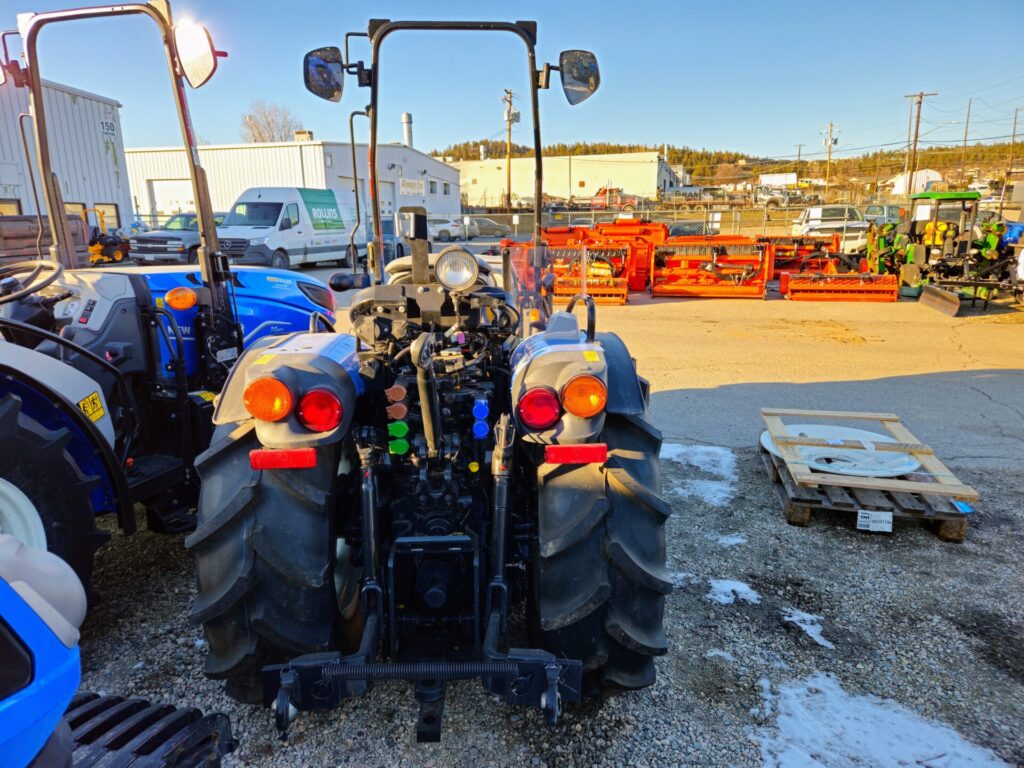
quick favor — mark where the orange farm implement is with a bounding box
[780,263,898,302]
[757,234,841,280]
[651,235,769,298]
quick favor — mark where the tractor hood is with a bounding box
[103,265,336,379]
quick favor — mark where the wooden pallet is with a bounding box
[759,408,978,542]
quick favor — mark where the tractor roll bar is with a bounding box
[365,20,543,286]
[17,2,226,311]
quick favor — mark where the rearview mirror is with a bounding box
[559,50,599,105]
[174,20,218,88]
[304,47,344,102]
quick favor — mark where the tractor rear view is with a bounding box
[188,19,670,741]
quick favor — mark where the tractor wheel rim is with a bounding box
[0,477,47,549]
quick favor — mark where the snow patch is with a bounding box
[781,608,835,650]
[758,673,1008,768]
[706,579,761,605]
[660,444,737,506]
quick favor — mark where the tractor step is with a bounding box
[65,691,236,767]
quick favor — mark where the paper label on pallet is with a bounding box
[856,510,893,532]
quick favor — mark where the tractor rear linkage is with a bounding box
[262,422,583,742]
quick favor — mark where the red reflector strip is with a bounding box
[249,448,317,470]
[544,443,608,465]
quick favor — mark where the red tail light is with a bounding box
[297,389,343,432]
[545,443,608,465]
[517,387,561,430]
[250,448,317,470]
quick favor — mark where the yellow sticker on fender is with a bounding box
[77,391,105,422]
[194,390,216,402]
[253,353,276,365]
[583,350,600,362]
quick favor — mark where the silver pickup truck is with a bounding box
[129,212,226,264]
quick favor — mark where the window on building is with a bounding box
[443,182,450,196]
[471,178,478,185]
[64,202,86,218]
[578,181,586,188]
[95,203,120,229]
[283,203,300,228]
[0,199,22,215]
[429,180,438,194]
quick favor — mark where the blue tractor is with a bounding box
[0,533,236,767]
[0,3,335,595]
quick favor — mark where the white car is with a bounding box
[791,205,870,252]
[427,217,465,242]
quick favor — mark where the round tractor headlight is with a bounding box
[435,246,479,292]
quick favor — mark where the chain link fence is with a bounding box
[460,207,808,239]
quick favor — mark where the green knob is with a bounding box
[389,438,410,455]
[388,420,409,438]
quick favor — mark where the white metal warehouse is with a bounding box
[453,151,688,207]
[0,77,132,226]
[125,136,461,225]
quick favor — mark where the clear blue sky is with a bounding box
[15,0,1024,162]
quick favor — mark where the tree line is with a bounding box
[434,138,1019,185]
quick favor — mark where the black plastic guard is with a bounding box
[595,332,645,416]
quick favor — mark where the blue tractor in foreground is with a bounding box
[0,3,334,595]
[0,533,236,767]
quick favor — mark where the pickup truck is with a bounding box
[129,211,226,264]
[589,187,643,212]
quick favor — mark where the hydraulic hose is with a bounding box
[410,333,441,458]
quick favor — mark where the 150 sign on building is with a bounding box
[299,188,345,230]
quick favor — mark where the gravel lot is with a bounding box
[78,293,1024,767]
[81,448,1023,767]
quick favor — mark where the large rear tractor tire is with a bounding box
[186,423,353,702]
[532,413,671,694]
[0,394,107,595]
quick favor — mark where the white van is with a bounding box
[217,187,364,268]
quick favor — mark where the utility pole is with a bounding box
[822,123,836,196]
[904,91,937,197]
[794,143,804,163]
[502,89,514,212]
[904,98,914,177]
[999,106,1019,216]
[958,97,972,186]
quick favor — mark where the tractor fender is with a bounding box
[594,331,646,416]
[0,361,134,534]
[0,341,115,446]
[212,331,362,449]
